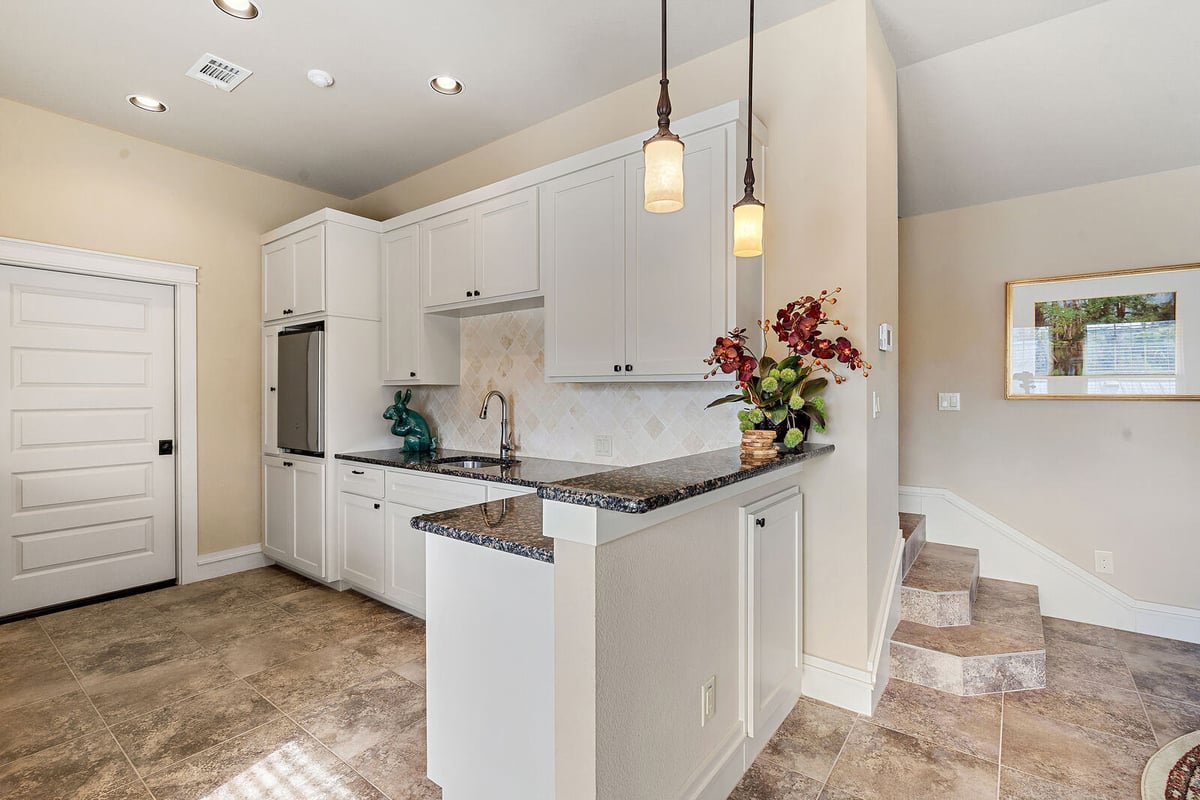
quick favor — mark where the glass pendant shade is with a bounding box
[733,200,764,257]
[643,136,685,213]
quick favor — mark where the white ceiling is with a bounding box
[1,0,1194,213]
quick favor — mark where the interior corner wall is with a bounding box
[0,97,346,556]
[349,0,889,670]
[899,164,1200,611]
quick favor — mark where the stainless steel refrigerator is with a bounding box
[277,323,324,456]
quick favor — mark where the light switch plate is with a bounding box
[878,323,894,352]
[594,434,613,458]
[938,392,961,412]
[700,676,716,726]
[872,391,881,419]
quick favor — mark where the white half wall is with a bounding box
[900,485,1200,645]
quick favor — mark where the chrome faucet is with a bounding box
[478,390,515,460]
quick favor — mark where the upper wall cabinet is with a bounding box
[421,187,539,312]
[382,225,461,385]
[262,215,381,323]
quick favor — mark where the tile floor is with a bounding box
[731,616,1200,800]
[2,567,1198,800]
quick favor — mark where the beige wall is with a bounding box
[352,0,899,669]
[0,98,345,555]
[899,164,1200,610]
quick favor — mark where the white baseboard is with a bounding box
[193,543,272,582]
[682,724,749,800]
[900,486,1200,645]
[801,655,878,715]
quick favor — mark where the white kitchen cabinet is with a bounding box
[624,126,728,376]
[744,489,804,740]
[262,216,380,323]
[263,455,328,579]
[339,492,385,593]
[421,188,539,311]
[262,325,280,455]
[385,501,428,616]
[381,225,460,385]
[541,161,627,378]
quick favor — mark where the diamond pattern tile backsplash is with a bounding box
[407,309,740,467]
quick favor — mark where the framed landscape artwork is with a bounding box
[1006,263,1198,400]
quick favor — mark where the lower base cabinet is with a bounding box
[263,455,326,578]
[338,493,385,593]
[385,502,428,615]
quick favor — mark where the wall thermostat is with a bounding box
[878,323,894,352]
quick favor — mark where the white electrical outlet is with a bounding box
[594,434,613,458]
[700,676,716,726]
[1094,550,1114,575]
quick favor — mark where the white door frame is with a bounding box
[0,236,202,584]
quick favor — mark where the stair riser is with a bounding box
[901,520,926,578]
[900,587,972,627]
[890,642,1046,695]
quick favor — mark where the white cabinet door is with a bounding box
[541,161,627,378]
[263,238,294,322]
[475,188,538,300]
[263,456,294,563]
[340,492,385,593]
[291,226,327,317]
[291,459,326,577]
[385,501,427,616]
[746,491,804,739]
[422,209,476,307]
[263,326,280,454]
[382,226,421,382]
[624,126,727,377]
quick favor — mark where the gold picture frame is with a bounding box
[1005,262,1199,400]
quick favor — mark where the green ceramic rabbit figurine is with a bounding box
[383,389,438,452]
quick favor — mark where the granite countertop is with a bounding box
[536,443,835,514]
[334,447,613,488]
[411,494,554,563]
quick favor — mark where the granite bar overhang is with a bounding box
[536,443,835,514]
[411,495,553,563]
[334,447,613,488]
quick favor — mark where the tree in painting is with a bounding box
[1034,293,1176,376]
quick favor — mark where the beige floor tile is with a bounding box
[0,688,105,767]
[143,717,385,800]
[273,585,369,617]
[348,718,440,800]
[83,653,240,725]
[173,601,295,650]
[0,659,78,712]
[293,671,426,761]
[869,679,1002,761]
[729,759,823,800]
[218,566,318,599]
[971,580,1042,633]
[1111,628,1200,662]
[395,656,427,687]
[759,697,856,782]
[304,599,408,643]
[345,615,427,671]
[208,620,327,678]
[0,619,63,667]
[997,766,1117,800]
[245,644,388,713]
[824,720,998,800]
[1141,694,1200,746]
[1123,648,1200,706]
[815,785,861,800]
[149,586,272,623]
[66,627,203,682]
[1003,677,1155,744]
[40,597,170,659]
[0,730,138,800]
[111,681,280,776]
[93,781,156,800]
[999,706,1155,799]
[1039,616,1119,650]
[1042,636,1136,691]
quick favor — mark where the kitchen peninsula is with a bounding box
[400,443,834,800]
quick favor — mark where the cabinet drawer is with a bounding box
[337,463,385,498]
[386,470,487,511]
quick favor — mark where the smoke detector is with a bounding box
[186,53,253,92]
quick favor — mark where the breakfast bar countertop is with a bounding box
[411,494,553,563]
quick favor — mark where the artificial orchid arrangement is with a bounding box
[704,288,871,450]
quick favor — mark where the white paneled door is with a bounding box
[0,265,176,617]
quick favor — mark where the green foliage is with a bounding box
[748,408,764,424]
[766,406,789,425]
[739,420,754,432]
[783,428,804,448]
[761,376,779,393]
[789,393,806,410]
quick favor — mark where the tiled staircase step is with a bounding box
[971,578,1043,633]
[900,543,979,627]
[899,513,926,577]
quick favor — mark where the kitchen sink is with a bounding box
[430,455,521,469]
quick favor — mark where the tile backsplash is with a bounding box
[404,309,740,466]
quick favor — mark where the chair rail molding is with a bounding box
[0,235,201,584]
[899,485,1200,645]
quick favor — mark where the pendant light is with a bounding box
[643,0,685,213]
[733,0,765,257]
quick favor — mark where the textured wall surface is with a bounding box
[409,309,740,467]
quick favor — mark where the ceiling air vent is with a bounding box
[185,53,253,92]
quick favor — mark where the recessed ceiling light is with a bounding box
[429,75,463,95]
[127,94,168,113]
[307,69,335,88]
[213,0,259,19]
